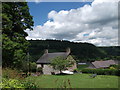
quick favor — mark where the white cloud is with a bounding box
[27,0,41,3]
[26,0,119,46]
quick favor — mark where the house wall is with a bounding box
[66,55,77,71]
[37,64,42,68]
[37,64,60,75]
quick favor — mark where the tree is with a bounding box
[50,57,74,73]
[2,2,34,69]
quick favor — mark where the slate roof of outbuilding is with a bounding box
[92,60,117,68]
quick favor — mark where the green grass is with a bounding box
[26,74,119,88]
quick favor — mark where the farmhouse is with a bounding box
[88,60,118,69]
[36,48,77,75]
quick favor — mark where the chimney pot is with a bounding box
[66,48,70,55]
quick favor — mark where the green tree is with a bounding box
[50,57,74,73]
[2,2,34,69]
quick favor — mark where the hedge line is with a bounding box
[81,68,120,76]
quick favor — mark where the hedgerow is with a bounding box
[81,68,119,75]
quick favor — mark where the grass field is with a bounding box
[26,74,119,88]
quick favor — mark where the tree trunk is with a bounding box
[60,69,62,74]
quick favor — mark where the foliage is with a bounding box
[0,78,38,88]
[29,62,37,72]
[77,65,89,70]
[20,61,37,73]
[2,2,34,36]
[109,67,116,70]
[73,68,79,73]
[1,78,25,88]
[36,67,43,73]
[2,68,38,88]
[2,68,22,79]
[110,64,120,69]
[2,2,34,69]
[99,46,120,57]
[28,40,120,62]
[81,68,119,75]
[50,57,74,73]
[20,61,29,72]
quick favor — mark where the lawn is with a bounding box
[26,74,119,88]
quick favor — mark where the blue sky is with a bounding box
[26,1,118,46]
[27,2,92,26]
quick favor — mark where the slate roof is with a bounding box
[92,60,117,68]
[36,52,69,64]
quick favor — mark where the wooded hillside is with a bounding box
[28,40,120,62]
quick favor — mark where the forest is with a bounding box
[28,39,120,63]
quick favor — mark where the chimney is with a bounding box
[66,48,71,55]
[44,49,48,54]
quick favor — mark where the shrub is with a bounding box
[0,78,38,88]
[21,62,37,73]
[29,62,37,72]
[1,78,25,88]
[82,68,119,75]
[21,61,29,72]
[73,68,79,73]
[2,68,22,79]
[37,67,43,73]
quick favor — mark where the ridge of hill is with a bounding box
[28,40,120,62]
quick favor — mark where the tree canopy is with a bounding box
[50,57,74,73]
[2,2,34,69]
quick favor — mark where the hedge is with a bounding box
[81,68,120,76]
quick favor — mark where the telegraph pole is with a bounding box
[27,52,30,76]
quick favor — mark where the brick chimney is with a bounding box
[44,49,48,54]
[66,48,71,55]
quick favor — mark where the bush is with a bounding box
[0,78,38,88]
[29,62,37,72]
[82,68,119,75]
[37,67,43,73]
[21,62,37,73]
[1,78,25,88]
[73,68,79,73]
[2,68,22,79]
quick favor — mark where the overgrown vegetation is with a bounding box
[1,68,38,88]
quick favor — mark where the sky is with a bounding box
[25,0,119,46]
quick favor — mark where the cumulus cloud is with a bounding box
[26,0,119,46]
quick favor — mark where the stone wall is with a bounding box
[66,55,77,71]
[37,64,60,75]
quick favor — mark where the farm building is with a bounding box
[88,60,118,69]
[36,48,77,75]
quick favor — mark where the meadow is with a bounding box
[26,74,119,88]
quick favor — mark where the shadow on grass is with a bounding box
[54,73,74,76]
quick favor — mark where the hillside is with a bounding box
[28,40,109,62]
[98,46,120,60]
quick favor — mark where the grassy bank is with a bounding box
[26,74,119,88]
